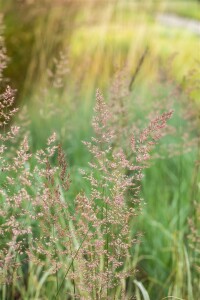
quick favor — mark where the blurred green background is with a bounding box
[0,0,199,101]
[0,0,200,299]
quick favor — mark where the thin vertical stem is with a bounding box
[54,226,90,299]
[69,243,76,299]
[178,152,182,232]
[52,222,59,294]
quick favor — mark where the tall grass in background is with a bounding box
[0,1,200,299]
[0,0,199,100]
